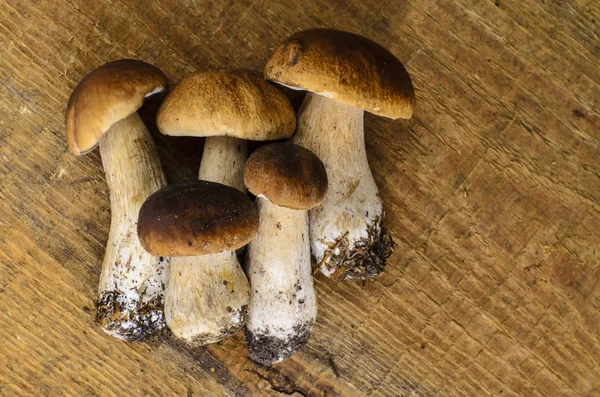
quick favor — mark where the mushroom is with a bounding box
[65,59,169,341]
[264,29,415,280]
[244,143,328,365]
[137,181,259,344]
[155,70,296,344]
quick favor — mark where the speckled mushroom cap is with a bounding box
[65,59,168,155]
[138,181,259,256]
[244,143,328,210]
[264,29,415,120]
[156,70,296,141]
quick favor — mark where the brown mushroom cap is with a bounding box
[65,59,168,155]
[157,70,296,140]
[264,29,414,120]
[244,143,328,210]
[138,181,259,256]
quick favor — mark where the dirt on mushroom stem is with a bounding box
[245,322,314,366]
[95,291,166,342]
[318,215,394,280]
[185,304,248,348]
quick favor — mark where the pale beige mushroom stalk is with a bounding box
[156,70,296,345]
[265,29,415,280]
[244,143,328,365]
[65,60,169,341]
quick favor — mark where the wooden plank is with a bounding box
[0,0,598,395]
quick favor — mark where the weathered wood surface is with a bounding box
[1,0,599,395]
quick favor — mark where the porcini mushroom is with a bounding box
[244,143,328,365]
[155,70,296,344]
[137,181,259,344]
[265,29,415,280]
[65,59,169,340]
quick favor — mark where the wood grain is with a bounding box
[1,0,599,395]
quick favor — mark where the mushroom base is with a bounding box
[183,305,247,348]
[245,321,313,366]
[165,251,250,346]
[95,291,165,342]
[319,216,394,280]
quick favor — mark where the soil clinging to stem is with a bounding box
[319,215,394,280]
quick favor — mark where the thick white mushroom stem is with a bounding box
[96,113,168,341]
[199,136,247,192]
[166,250,250,345]
[165,136,251,345]
[293,92,393,280]
[246,197,317,365]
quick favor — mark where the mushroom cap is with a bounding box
[157,70,296,140]
[65,59,168,155]
[138,181,259,256]
[244,143,328,210]
[264,29,415,120]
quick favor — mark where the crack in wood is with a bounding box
[244,367,308,396]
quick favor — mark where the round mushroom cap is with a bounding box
[244,143,328,210]
[138,181,259,256]
[66,59,168,155]
[157,70,296,141]
[264,29,415,120]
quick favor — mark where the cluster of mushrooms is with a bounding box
[65,29,414,365]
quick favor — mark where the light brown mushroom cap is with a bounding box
[244,143,328,210]
[65,59,168,155]
[156,70,296,141]
[138,181,259,256]
[264,29,415,120]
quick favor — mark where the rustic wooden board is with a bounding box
[1,0,599,395]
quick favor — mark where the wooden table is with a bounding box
[1,0,599,395]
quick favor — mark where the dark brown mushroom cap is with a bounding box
[66,59,168,155]
[264,29,414,120]
[244,143,328,210]
[157,69,296,140]
[138,181,259,256]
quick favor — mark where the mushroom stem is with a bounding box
[96,113,168,341]
[293,92,393,280]
[198,136,247,192]
[246,197,317,365]
[166,251,249,345]
[164,135,250,345]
